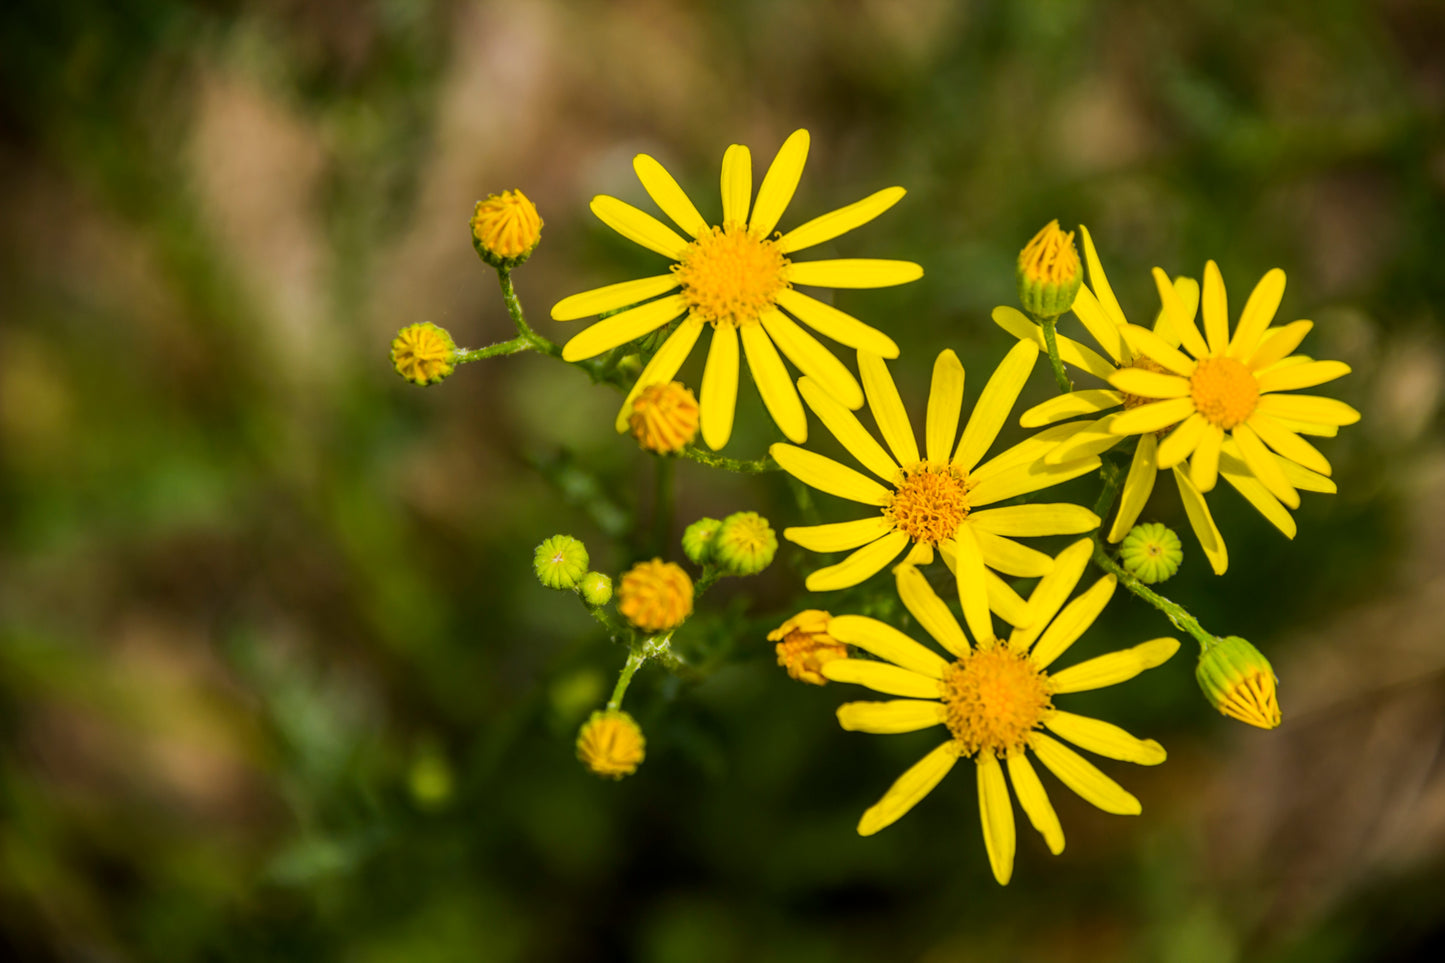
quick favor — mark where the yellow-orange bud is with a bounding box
[576,709,645,779]
[617,559,693,633]
[471,190,543,266]
[1018,220,1082,317]
[768,610,847,685]
[629,381,699,454]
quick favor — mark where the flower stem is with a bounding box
[677,446,778,473]
[606,645,648,711]
[1038,313,1074,393]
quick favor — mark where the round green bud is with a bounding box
[1017,220,1083,318]
[713,511,777,576]
[1196,636,1280,729]
[579,571,613,606]
[1120,522,1183,584]
[681,517,722,566]
[534,534,589,590]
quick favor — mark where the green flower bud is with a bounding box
[681,517,722,565]
[534,534,589,590]
[579,571,613,606]
[713,511,777,576]
[1196,636,1281,729]
[1120,523,1184,584]
[1018,220,1083,318]
[391,322,456,386]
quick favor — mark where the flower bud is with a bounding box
[576,709,645,779]
[681,517,722,565]
[1119,522,1184,584]
[1017,220,1082,318]
[713,511,777,576]
[1196,636,1281,729]
[617,559,693,632]
[534,535,589,590]
[390,322,456,386]
[629,381,700,454]
[579,571,613,607]
[767,610,847,685]
[470,190,543,267]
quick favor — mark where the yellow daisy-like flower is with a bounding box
[820,540,1177,884]
[993,226,1348,574]
[551,129,921,450]
[771,342,1102,639]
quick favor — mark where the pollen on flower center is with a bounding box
[941,647,1053,757]
[1190,356,1259,429]
[884,463,970,545]
[673,224,789,327]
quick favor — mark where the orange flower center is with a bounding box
[1190,356,1259,429]
[673,224,789,327]
[941,647,1053,757]
[884,463,970,546]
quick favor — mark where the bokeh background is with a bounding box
[3,0,1444,960]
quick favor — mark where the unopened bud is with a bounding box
[1196,636,1281,729]
[1018,220,1082,318]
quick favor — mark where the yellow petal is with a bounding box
[1070,283,1129,363]
[561,294,689,361]
[1029,574,1116,669]
[1257,360,1351,394]
[953,340,1040,472]
[748,129,808,238]
[967,455,1101,508]
[798,377,899,481]
[837,699,946,734]
[1153,266,1211,360]
[720,143,751,226]
[1189,423,1224,492]
[775,288,900,358]
[1049,638,1180,694]
[740,323,807,442]
[859,351,920,466]
[1218,461,1297,539]
[949,526,995,645]
[1150,276,1200,346]
[895,563,970,657]
[1227,268,1286,360]
[804,530,911,591]
[632,154,709,238]
[1199,260,1230,355]
[926,350,966,464]
[1255,393,1361,427]
[589,194,690,260]
[770,444,891,505]
[784,515,894,553]
[1006,753,1064,855]
[1247,413,1331,476]
[614,316,705,432]
[1041,417,1127,465]
[1247,320,1313,370]
[856,741,957,836]
[822,659,941,698]
[1078,225,1127,329]
[552,274,681,321]
[1173,467,1228,574]
[992,305,1117,379]
[969,504,1101,538]
[1106,435,1158,542]
[1020,390,1123,429]
[1118,324,1198,376]
[986,570,1035,628]
[699,323,740,450]
[1045,710,1166,765]
[977,753,1016,885]
[973,529,1054,578]
[760,308,864,409]
[1155,413,1208,470]
[1108,397,1196,436]
[1233,423,1300,509]
[1108,367,1191,400]
[779,186,907,255]
[974,424,1086,480]
[1028,733,1141,815]
[1279,456,1336,493]
[786,259,924,289]
[829,614,949,677]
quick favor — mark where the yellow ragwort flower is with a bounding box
[768,610,848,685]
[471,189,543,263]
[551,129,922,450]
[770,344,1101,638]
[993,225,1348,574]
[617,559,694,632]
[821,540,1178,884]
[629,381,699,453]
[1017,219,1082,317]
[576,709,646,778]
[391,322,456,386]
[1196,636,1281,729]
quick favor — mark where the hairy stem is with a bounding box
[1038,313,1074,393]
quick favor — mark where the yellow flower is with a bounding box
[1017,220,1082,317]
[629,381,699,453]
[471,190,543,264]
[576,709,646,779]
[390,322,456,385]
[821,540,1178,884]
[617,559,694,632]
[768,609,848,685]
[770,344,1102,639]
[551,129,921,450]
[993,226,1348,574]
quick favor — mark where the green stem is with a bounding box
[693,565,724,599]
[606,633,681,709]
[606,646,648,711]
[1038,313,1073,393]
[677,446,778,473]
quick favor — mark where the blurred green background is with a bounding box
[3,1,1444,960]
